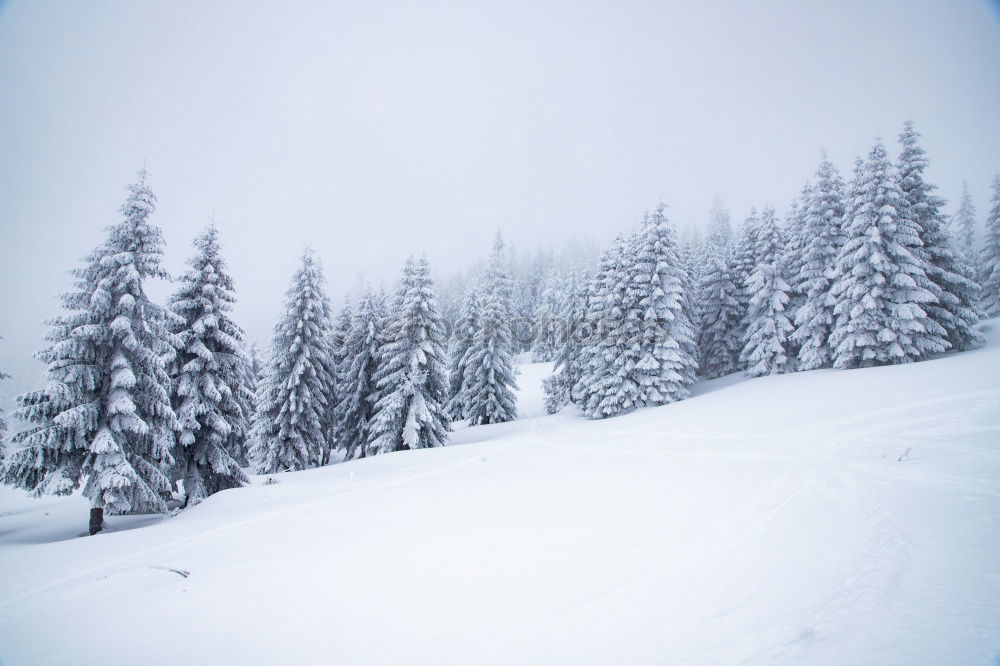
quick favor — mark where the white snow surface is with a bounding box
[1,327,999,665]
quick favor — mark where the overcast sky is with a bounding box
[1,0,999,405]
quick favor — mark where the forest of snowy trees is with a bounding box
[1,121,999,534]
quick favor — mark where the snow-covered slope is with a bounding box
[1,327,999,665]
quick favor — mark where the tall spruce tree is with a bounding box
[331,299,353,383]
[952,181,978,261]
[573,235,636,418]
[248,250,337,473]
[461,234,519,425]
[167,225,252,503]
[543,271,587,414]
[697,233,743,379]
[792,156,846,370]
[366,256,450,454]
[334,290,387,459]
[829,141,948,368]
[626,204,697,405]
[445,287,480,420]
[2,170,178,535]
[740,207,794,376]
[531,276,563,362]
[897,122,982,351]
[0,343,8,453]
[980,176,1000,317]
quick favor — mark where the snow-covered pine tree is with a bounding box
[980,176,1000,317]
[542,270,587,414]
[791,156,846,370]
[530,275,563,362]
[740,207,794,376]
[828,140,948,368]
[366,256,450,454]
[462,233,519,425]
[167,225,252,502]
[248,249,337,473]
[2,170,178,535]
[783,183,812,324]
[0,344,8,453]
[952,181,978,262]
[679,238,703,356]
[445,287,480,420]
[697,233,744,379]
[626,203,698,405]
[708,197,733,246]
[573,234,638,418]
[334,290,387,459]
[730,209,762,368]
[331,298,353,379]
[897,121,982,351]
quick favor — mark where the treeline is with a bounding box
[540,121,999,417]
[0,121,998,534]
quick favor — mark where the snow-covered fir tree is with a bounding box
[530,275,563,362]
[330,298,353,382]
[445,287,480,420]
[167,225,253,502]
[951,181,978,261]
[697,232,744,379]
[1,170,178,535]
[625,204,698,405]
[828,141,948,368]
[740,207,794,376]
[980,176,1000,317]
[248,249,338,473]
[572,235,636,418]
[708,197,733,246]
[791,156,846,370]
[731,209,761,362]
[366,256,450,455]
[542,271,587,414]
[0,344,8,453]
[897,121,982,351]
[783,183,812,318]
[334,290,387,459]
[461,233,519,425]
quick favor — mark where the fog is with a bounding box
[1,0,998,405]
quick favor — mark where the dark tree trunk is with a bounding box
[89,507,104,535]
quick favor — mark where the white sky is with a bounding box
[1,0,999,403]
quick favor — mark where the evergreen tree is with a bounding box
[572,235,636,418]
[1,170,178,535]
[248,250,337,473]
[697,233,743,379]
[731,209,761,361]
[792,156,846,370]
[952,181,978,261]
[334,290,387,459]
[445,287,480,420]
[0,343,8,453]
[980,176,1000,317]
[708,197,733,246]
[331,298,353,380]
[167,225,252,502]
[897,122,982,351]
[542,271,587,414]
[530,276,563,362]
[829,141,948,368]
[462,234,519,425]
[367,256,450,454]
[740,207,794,376]
[626,204,698,405]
